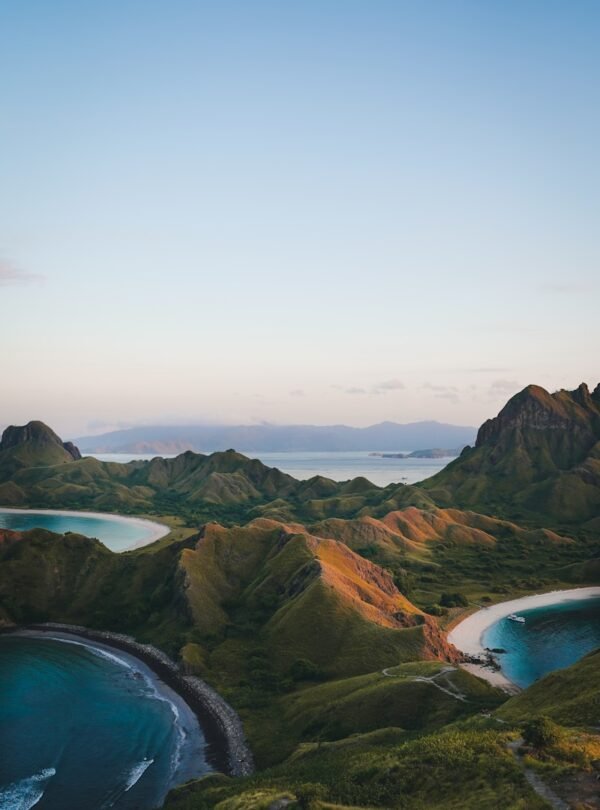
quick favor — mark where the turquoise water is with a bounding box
[0,510,167,552]
[0,636,211,809]
[89,451,452,487]
[483,596,600,688]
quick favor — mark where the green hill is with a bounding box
[423,382,600,529]
[0,420,435,524]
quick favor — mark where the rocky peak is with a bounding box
[476,383,600,448]
[0,421,81,462]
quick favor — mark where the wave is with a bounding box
[40,635,137,673]
[0,768,56,810]
[124,758,154,792]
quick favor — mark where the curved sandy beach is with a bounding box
[448,587,600,692]
[0,507,170,550]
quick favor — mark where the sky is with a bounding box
[2,0,599,437]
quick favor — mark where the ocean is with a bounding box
[0,635,211,810]
[482,596,600,688]
[0,510,167,553]
[88,450,453,488]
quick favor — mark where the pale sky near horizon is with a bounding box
[1,1,599,437]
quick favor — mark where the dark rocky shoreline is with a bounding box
[2,622,254,778]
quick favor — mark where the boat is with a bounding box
[507,613,525,624]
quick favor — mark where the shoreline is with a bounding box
[1,623,254,779]
[7,628,212,800]
[0,506,170,550]
[447,586,600,692]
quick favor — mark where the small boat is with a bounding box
[507,613,525,624]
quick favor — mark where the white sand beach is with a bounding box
[448,587,600,692]
[0,507,170,548]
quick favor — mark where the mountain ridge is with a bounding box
[73,419,477,454]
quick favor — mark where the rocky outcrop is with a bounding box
[425,383,600,526]
[476,384,600,454]
[0,421,82,473]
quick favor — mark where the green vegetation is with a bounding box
[498,649,600,727]
[423,383,600,531]
[0,396,598,809]
[165,723,548,809]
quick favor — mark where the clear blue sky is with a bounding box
[2,0,598,435]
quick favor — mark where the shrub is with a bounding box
[290,658,324,682]
[440,592,469,608]
[523,716,563,750]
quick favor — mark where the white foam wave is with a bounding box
[124,758,154,791]
[40,636,137,673]
[0,768,56,810]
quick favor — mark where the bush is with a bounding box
[440,592,469,608]
[290,658,324,682]
[424,604,447,616]
[523,716,563,750]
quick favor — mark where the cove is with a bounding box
[0,634,212,810]
[482,595,600,689]
[0,508,169,552]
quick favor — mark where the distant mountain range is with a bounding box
[73,420,477,454]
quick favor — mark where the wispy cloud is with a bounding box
[488,379,521,398]
[372,378,405,394]
[333,379,404,396]
[289,389,305,398]
[422,382,460,404]
[466,367,511,373]
[0,259,44,286]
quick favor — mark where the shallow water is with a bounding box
[0,510,166,552]
[0,636,211,810]
[482,596,600,688]
[89,450,452,487]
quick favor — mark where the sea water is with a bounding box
[0,510,167,552]
[0,636,211,810]
[482,596,600,688]
[89,450,452,487]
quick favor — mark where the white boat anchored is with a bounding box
[507,613,526,624]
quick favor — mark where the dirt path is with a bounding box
[506,738,569,810]
[381,666,469,702]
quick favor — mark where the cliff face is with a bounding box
[424,383,600,526]
[476,384,600,469]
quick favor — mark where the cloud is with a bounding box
[488,379,521,398]
[421,382,461,404]
[289,389,305,398]
[490,379,520,391]
[0,259,44,286]
[332,379,404,396]
[466,367,511,373]
[422,382,459,393]
[372,378,405,394]
[434,391,460,404]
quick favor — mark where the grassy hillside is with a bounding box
[0,421,438,525]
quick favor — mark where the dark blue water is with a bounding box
[0,636,211,810]
[0,510,167,552]
[483,597,600,688]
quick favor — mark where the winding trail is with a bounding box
[506,738,569,810]
[381,666,469,702]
